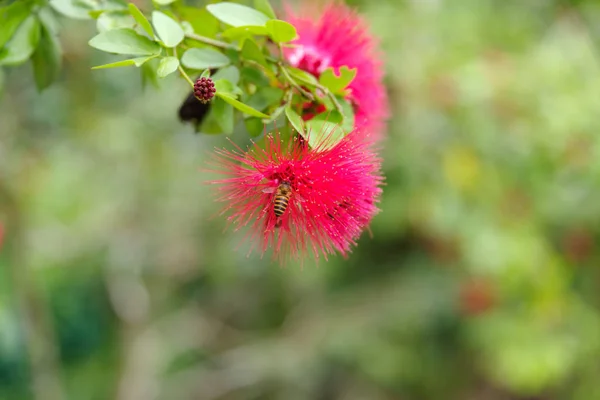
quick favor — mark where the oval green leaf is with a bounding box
[152,11,184,47]
[31,21,62,90]
[181,48,230,70]
[212,65,240,85]
[266,20,296,43]
[212,97,234,134]
[96,12,135,33]
[221,25,268,39]
[206,2,270,27]
[304,120,345,150]
[0,15,41,66]
[284,106,305,135]
[128,3,154,37]
[89,28,161,55]
[253,0,276,19]
[157,56,179,78]
[216,92,270,118]
[0,1,31,48]
[180,8,219,38]
[91,55,157,69]
[214,79,235,95]
[49,0,93,20]
[241,38,267,66]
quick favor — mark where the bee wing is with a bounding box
[295,192,306,202]
[262,187,277,194]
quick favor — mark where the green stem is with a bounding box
[317,83,344,116]
[184,32,238,50]
[280,64,314,101]
[173,48,195,89]
[178,65,195,88]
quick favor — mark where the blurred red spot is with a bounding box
[459,278,496,317]
[561,227,594,264]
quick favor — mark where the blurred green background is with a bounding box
[3,0,600,399]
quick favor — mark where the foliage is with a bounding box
[0,0,357,149]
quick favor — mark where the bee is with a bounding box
[263,181,293,228]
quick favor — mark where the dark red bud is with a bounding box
[193,77,216,104]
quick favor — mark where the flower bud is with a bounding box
[193,77,216,104]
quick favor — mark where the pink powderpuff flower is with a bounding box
[207,131,383,264]
[283,0,390,141]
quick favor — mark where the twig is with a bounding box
[185,32,238,50]
[279,64,314,101]
[173,47,195,89]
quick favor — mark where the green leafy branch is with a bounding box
[0,0,359,149]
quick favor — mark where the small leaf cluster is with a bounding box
[0,0,63,91]
[0,0,359,149]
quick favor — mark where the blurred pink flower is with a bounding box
[284,1,390,140]
[208,131,383,264]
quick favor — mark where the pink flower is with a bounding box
[207,131,383,264]
[283,1,390,141]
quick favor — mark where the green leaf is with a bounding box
[286,67,318,86]
[214,78,235,95]
[253,0,276,19]
[89,28,161,55]
[241,66,269,87]
[311,110,343,125]
[246,86,284,111]
[304,120,345,150]
[338,97,355,134]
[266,20,296,43]
[154,0,177,4]
[241,38,267,66]
[92,55,156,69]
[128,3,154,37]
[180,8,219,38]
[216,92,270,118]
[37,6,60,35]
[212,97,234,134]
[206,2,270,27]
[0,1,31,48]
[152,11,183,47]
[245,117,264,137]
[319,66,357,94]
[266,104,286,122]
[31,20,62,91]
[212,65,239,85]
[97,11,135,33]
[200,69,210,78]
[221,25,268,39]
[49,0,93,20]
[141,57,160,88]
[284,106,305,135]
[0,15,40,66]
[181,48,230,70]
[157,56,179,78]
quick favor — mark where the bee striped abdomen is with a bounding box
[273,182,292,220]
[274,196,289,217]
